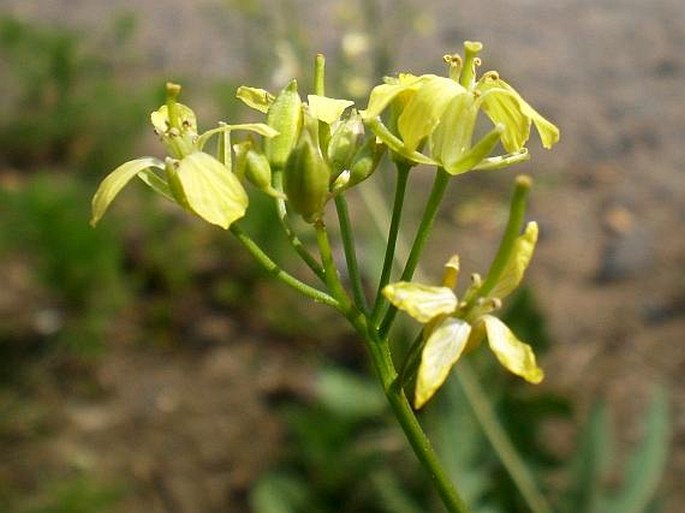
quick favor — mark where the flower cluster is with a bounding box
[92,42,557,232]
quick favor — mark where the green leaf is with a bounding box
[175,152,248,229]
[562,401,613,513]
[382,282,458,323]
[90,156,164,226]
[415,317,471,409]
[316,367,385,420]
[249,472,309,513]
[605,386,669,513]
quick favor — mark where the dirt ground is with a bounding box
[2,0,684,511]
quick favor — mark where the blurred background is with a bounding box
[0,0,682,512]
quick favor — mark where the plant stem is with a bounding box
[456,363,553,513]
[334,195,369,313]
[313,218,353,311]
[477,174,531,299]
[371,161,411,324]
[349,316,470,513]
[379,168,450,337]
[229,223,339,309]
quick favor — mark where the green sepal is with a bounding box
[472,148,530,171]
[91,156,165,226]
[442,123,504,176]
[364,118,438,167]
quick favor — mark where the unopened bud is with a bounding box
[265,80,303,169]
[326,110,364,179]
[283,121,331,223]
[348,137,385,187]
[234,141,285,199]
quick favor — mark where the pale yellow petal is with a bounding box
[489,221,538,299]
[150,103,197,134]
[415,318,472,408]
[382,282,457,323]
[483,315,544,384]
[397,75,467,152]
[307,95,354,124]
[91,157,165,226]
[360,74,422,120]
[176,152,248,229]
[235,86,275,113]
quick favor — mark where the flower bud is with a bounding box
[234,141,285,199]
[326,110,364,179]
[265,80,303,169]
[348,136,385,187]
[283,118,331,223]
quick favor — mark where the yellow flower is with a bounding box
[360,42,559,175]
[383,222,543,409]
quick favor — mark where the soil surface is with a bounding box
[2,0,684,512]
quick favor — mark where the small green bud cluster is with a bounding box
[238,77,384,223]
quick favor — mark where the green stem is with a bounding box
[313,219,353,311]
[271,169,327,282]
[350,317,469,513]
[334,195,369,313]
[456,363,553,513]
[371,161,411,324]
[379,168,450,338]
[471,174,531,302]
[230,223,339,310]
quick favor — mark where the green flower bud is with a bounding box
[283,117,331,223]
[234,141,285,199]
[265,80,303,169]
[348,136,385,187]
[326,110,364,179]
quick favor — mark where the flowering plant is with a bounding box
[91,42,559,513]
